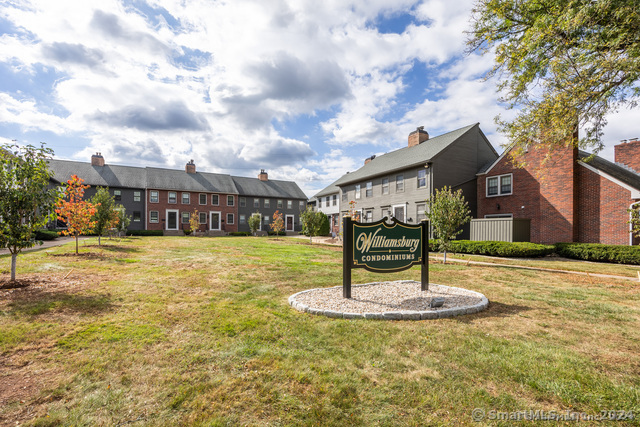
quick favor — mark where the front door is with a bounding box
[393,205,405,222]
[210,212,221,230]
[166,210,178,230]
[286,215,294,232]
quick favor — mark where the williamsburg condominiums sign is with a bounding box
[342,215,429,298]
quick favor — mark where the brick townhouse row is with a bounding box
[48,155,308,235]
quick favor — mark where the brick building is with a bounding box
[477,141,640,245]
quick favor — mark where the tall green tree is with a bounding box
[113,205,130,237]
[427,186,471,264]
[467,0,640,155]
[300,207,329,243]
[0,144,61,281]
[248,212,261,235]
[90,187,118,245]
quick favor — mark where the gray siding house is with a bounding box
[48,154,147,230]
[333,123,498,237]
[233,170,307,234]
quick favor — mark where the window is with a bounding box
[287,200,292,209]
[240,197,246,207]
[364,209,373,222]
[325,197,330,207]
[264,215,269,225]
[227,213,234,224]
[277,199,283,209]
[417,169,427,188]
[199,194,207,205]
[382,178,389,195]
[212,194,219,205]
[134,191,141,202]
[181,212,190,224]
[416,203,426,222]
[114,190,122,201]
[264,199,270,208]
[300,201,305,211]
[182,192,190,204]
[133,211,141,222]
[396,175,404,192]
[168,192,177,203]
[199,212,207,224]
[150,191,159,203]
[318,198,322,208]
[366,182,372,197]
[227,195,234,206]
[254,198,260,208]
[487,174,513,196]
[240,214,246,224]
[355,184,361,199]
[150,211,159,223]
[332,195,337,206]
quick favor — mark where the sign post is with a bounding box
[343,215,429,298]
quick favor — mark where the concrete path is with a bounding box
[0,236,90,256]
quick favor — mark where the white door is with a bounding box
[166,209,179,230]
[393,205,405,222]
[210,211,221,230]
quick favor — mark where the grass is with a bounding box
[1,236,639,426]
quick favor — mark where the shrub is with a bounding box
[228,232,251,236]
[268,231,287,236]
[126,230,164,236]
[555,243,640,265]
[429,240,554,258]
[35,229,59,241]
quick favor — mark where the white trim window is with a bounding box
[227,195,234,206]
[365,182,372,197]
[150,191,159,203]
[199,212,207,224]
[254,198,260,208]
[181,212,190,224]
[487,174,513,197]
[168,192,177,204]
[417,169,427,188]
[382,178,389,195]
[264,199,270,208]
[396,175,404,192]
[149,211,159,223]
[355,184,361,199]
[211,194,219,206]
[227,213,234,225]
[199,194,207,205]
[134,191,141,202]
[182,192,190,204]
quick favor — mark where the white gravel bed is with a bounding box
[289,280,489,320]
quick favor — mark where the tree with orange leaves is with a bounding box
[55,175,97,254]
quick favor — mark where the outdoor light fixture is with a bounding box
[430,297,444,308]
[496,203,500,210]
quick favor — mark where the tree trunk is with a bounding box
[75,234,79,255]
[98,235,101,245]
[11,252,17,281]
[443,250,447,264]
[309,235,313,243]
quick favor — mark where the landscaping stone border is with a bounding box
[288,280,489,320]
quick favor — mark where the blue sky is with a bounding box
[1,0,637,197]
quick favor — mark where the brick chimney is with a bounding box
[615,138,640,173]
[91,152,105,167]
[408,126,429,148]
[186,159,196,174]
[258,169,268,181]
[364,155,376,165]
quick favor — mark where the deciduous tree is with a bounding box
[271,210,284,237]
[427,186,471,264]
[114,205,130,237]
[90,187,118,245]
[301,207,329,243]
[189,210,200,236]
[248,212,261,235]
[0,143,61,281]
[56,175,97,254]
[467,0,640,155]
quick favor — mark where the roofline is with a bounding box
[579,161,640,198]
[337,160,432,187]
[476,144,513,176]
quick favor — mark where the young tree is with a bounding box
[629,204,640,239]
[0,143,61,281]
[56,175,97,255]
[467,0,640,156]
[270,210,284,238]
[248,212,261,235]
[114,205,130,237]
[90,187,118,245]
[189,210,200,236]
[300,207,328,243]
[427,186,471,264]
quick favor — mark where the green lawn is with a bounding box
[1,236,639,426]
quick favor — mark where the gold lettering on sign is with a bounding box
[355,228,420,254]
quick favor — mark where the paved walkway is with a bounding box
[0,236,90,256]
[293,235,637,282]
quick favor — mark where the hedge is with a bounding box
[126,230,164,236]
[554,242,640,265]
[35,230,59,241]
[228,232,251,236]
[429,240,554,258]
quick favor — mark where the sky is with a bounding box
[1,0,638,197]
